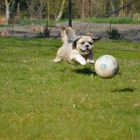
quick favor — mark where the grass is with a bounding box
[0,37,140,140]
[11,16,140,26]
[75,16,140,24]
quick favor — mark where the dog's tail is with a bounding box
[61,26,67,43]
[61,26,76,43]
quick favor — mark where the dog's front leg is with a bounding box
[87,52,94,64]
[72,54,86,65]
[53,57,62,63]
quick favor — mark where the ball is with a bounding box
[95,55,119,78]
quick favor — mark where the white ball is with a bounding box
[95,55,119,78]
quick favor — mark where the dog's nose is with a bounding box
[85,44,90,48]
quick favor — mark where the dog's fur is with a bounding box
[53,27,100,65]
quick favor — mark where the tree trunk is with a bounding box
[56,0,66,21]
[81,0,85,19]
[119,0,124,16]
[105,0,110,15]
[10,0,19,18]
[5,0,10,25]
[38,0,43,19]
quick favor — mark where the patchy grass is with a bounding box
[0,38,140,140]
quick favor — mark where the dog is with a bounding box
[53,27,100,65]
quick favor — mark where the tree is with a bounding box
[26,0,44,19]
[0,0,18,24]
[104,0,134,17]
[5,0,14,24]
[10,0,19,18]
[56,0,66,21]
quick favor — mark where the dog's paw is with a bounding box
[80,60,87,65]
[73,55,87,65]
[53,58,61,63]
[87,59,94,64]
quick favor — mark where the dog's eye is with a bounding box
[81,41,85,45]
[89,42,93,45]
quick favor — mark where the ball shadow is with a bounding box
[73,68,97,76]
[111,87,135,93]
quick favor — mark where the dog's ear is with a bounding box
[92,36,101,42]
[68,36,81,49]
[87,33,101,42]
[72,36,81,49]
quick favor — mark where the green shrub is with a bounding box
[106,24,121,40]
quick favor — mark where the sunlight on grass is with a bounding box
[0,38,140,140]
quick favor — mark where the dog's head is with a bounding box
[70,35,101,55]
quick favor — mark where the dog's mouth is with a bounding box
[80,48,91,53]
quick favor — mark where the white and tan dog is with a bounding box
[53,27,100,65]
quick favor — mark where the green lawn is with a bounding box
[0,38,140,140]
[73,17,140,24]
[1,16,139,27]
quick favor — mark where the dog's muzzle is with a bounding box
[80,49,92,55]
[80,44,92,54]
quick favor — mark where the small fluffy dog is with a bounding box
[53,27,100,65]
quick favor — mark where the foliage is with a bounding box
[0,0,140,23]
[106,25,121,39]
[17,18,56,26]
[14,16,140,26]
[41,25,50,37]
[0,38,140,140]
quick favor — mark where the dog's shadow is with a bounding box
[73,68,97,75]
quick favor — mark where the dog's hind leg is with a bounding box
[53,47,63,63]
